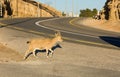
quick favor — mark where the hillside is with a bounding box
[0,0,62,18]
[80,18,120,33]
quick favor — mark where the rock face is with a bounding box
[0,0,62,18]
[100,0,120,21]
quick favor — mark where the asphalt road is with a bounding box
[1,17,120,49]
[1,17,120,77]
[0,63,120,77]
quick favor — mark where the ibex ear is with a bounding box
[55,32,59,37]
[55,30,61,36]
[58,31,61,35]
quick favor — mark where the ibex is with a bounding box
[24,31,63,60]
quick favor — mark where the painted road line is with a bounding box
[69,17,79,27]
[35,18,115,48]
[11,27,46,35]
[0,18,115,49]
[69,17,86,28]
[35,17,99,39]
[0,23,7,27]
[35,18,99,39]
[63,36,115,48]
[69,18,102,38]
[0,22,46,36]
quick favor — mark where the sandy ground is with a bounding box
[0,24,120,76]
[79,18,120,33]
[0,44,22,62]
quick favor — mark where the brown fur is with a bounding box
[24,32,63,60]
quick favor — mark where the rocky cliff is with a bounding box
[0,0,62,18]
[100,0,120,21]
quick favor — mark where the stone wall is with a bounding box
[100,0,120,21]
[0,0,62,18]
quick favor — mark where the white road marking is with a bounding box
[35,18,115,48]
[35,18,99,39]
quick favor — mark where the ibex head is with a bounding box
[55,31,63,42]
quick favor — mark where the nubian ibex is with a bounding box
[24,31,63,60]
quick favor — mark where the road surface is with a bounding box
[0,17,120,77]
[1,17,120,49]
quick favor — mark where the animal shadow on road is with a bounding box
[36,44,62,55]
[26,44,62,59]
[99,36,120,48]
